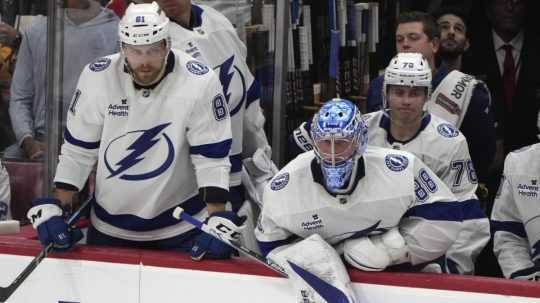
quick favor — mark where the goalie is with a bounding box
[255,99,464,302]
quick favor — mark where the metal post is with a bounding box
[44,0,64,194]
[271,0,289,167]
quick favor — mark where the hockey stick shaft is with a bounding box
[172,207,288,276]
[0,197,92,303]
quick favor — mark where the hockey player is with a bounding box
[142,0,276,209]
[492,143,540,281]
[256,99,463,301]
[25,2,245,260]
[362,52,489,274]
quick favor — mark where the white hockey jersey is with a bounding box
[364,111,489,274]
[255,147,463,266]
[54,50,232,241]
[0,160,10,221]
[492,143,540,278]
[168,4,270,186]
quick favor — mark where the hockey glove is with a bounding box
[191,211,246,260]
[27,197,83,251]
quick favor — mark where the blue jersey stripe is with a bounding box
[532,240,540,260]
[257,235,298,257]
[491,220,527,238]
[93,195,206,231]
[404,201,463,221]
[245,80,261,109]
[190,139,232,158]
[230,154,242,173]
[460,199,487,220]
[64,128,100,149]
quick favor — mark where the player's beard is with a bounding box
[438,39,466,60]
[126,53,168,87]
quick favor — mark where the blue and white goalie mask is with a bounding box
[311,99,368,193]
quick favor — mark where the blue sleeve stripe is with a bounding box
[257,235,298,257]
[532,240,540,260]
[404,201,463,221]
[230,153,242,173]
[64,128,100,149]
[93,194,206,231]
[190,139,232,158]
[490,220,527,238]
[460,199,488,220]
[245,80,261,109]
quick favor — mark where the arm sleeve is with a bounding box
[459,84,496,183]
[187,72,232,191]
[287,121,313,160]
[54,67,104,190]
[9,28,36,143]
[491,156,535,278]
[441,138,490,274]
[400,157,463,265]
[243,79,271,158]
[255,186,297,256]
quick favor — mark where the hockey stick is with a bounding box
[0,198,92,303]
[172,207,354,303]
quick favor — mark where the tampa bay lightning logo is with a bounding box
[89,57,111,72]
[0,201,7,220]
[215,55,246,116]
[437,123,459,138]
[271,173,289,191]
[104,123,174,181]
[385,154,409,172]
[186,60,209,75]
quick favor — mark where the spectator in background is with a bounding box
[364,11,495,199]
[0,22,19,152]
[4,0,119,160]
[466,0,540,199]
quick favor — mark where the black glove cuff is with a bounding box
[199,186,229,204]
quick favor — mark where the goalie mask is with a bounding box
[311,99,368,194]
[382,52,432,108]
[119,2,171,86]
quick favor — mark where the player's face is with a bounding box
[315,137,357,164]
[437,14,469,56]
[396,22,438,62]
[123,41,168,85]
[145,0,190,19]
[387,85,427,124]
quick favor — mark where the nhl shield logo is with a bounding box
[89,57,111,72]
[271,173,289,191]
[437,123,459,138]
[385,154,409,172]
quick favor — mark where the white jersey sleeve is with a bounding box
[55,61,105,190]
[492,144,540,278]
[187,71,232,190]
[400,155,463,265]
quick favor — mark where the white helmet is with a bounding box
[119,2,169,46]
[382,52,432,108]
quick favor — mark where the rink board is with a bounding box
[0,227,540,303]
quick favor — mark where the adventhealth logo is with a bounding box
[301,214,324,231]
[518,180,539,198]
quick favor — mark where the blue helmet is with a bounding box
[310,99,368,193]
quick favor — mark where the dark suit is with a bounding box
[466,31,540,155]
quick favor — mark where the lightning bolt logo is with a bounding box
[218,55,235,104]
[105,123,174,180]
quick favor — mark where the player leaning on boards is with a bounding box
[492,142,540,282]
[26,2,245,259]
[362,53,489,274]
[255,100,463,302]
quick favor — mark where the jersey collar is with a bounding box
[310,156,366,197]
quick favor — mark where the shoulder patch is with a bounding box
[89,57,111,72]
[385,154,409,172]
[437,123,459,138]
[271,172,289,191]
[186,60,209,75]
